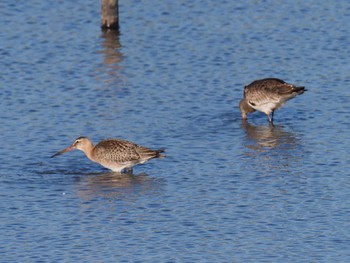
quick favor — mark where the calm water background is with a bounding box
[1,0,350,262]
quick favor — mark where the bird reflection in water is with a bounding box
[241,120,298,151]
[75,172,164,201]
[241,120,302,173]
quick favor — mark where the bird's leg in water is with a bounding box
[124,167,133,174]
[268,110,275,125]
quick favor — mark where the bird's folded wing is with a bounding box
[94,140,140,162]
[245,86,281,107]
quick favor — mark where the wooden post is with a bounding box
[101,0,119,30]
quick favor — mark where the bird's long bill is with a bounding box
[50,145,74,158]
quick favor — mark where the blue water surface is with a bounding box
[1,0,350,262]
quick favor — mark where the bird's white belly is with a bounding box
[250,101,282,114]
[99,160,139,172]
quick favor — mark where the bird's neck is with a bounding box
[81,142,95,162]
[240,99,255,114]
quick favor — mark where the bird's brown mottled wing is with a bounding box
[244,83,281,107]
[93,139,141,163]
[273,84,306,103]
[245,78,286,89]
[273,84,296,95]
[246,82,304,108]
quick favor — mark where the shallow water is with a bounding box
[1,0,350,262]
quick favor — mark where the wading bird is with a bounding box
[239,78,306,123]
[51,137,165,173]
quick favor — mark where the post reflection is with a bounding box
[75,172,164,201]
[100,29,122,65]
[96,29,124,83]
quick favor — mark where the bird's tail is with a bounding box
[155,148,166,158]
[137,147,166,159]
[294,86,306,94]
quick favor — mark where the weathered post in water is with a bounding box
[101,0,119,30]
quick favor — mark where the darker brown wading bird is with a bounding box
[239,78,306,123]
[51,137,165,173]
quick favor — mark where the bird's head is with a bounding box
[50,137,93,158]
[239,99,255,120]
